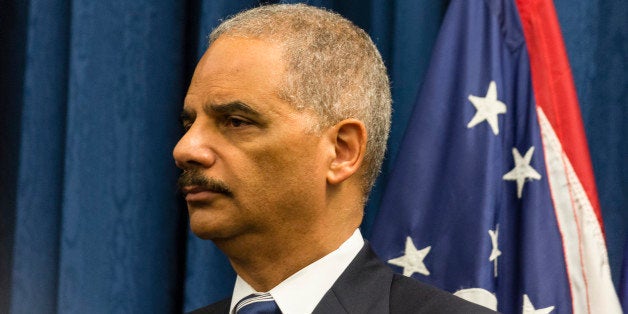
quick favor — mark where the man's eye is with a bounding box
[225,116,252,128]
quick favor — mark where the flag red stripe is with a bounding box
[514,0,604,230]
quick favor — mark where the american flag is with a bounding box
[370,0,621,313]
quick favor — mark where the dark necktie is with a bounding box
[235,292,282,314]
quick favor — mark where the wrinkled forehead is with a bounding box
[183,36,319,121]
[184,37,290,108]
[196,36,285,83]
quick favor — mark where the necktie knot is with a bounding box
[235,292,281,314]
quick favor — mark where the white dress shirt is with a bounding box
[229,229,365,314]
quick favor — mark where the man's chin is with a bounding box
[188,213,238,241]
[189,222,222,240]
[190,217,219,240]
[188,209,222,239]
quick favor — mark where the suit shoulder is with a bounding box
[186,298,231,314]
[390,274,497,314]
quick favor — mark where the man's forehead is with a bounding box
[184,36,287,102]
[198,36,285,76]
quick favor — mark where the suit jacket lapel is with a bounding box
[313,243,392,314]
[311,289,348,313]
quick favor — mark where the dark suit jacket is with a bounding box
[188,243,496,313]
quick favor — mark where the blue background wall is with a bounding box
[1,0,625,312]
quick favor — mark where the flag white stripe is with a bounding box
[537,108,621,313]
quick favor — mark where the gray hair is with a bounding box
[209,4,391,195]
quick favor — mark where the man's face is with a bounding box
[173,37,331,242]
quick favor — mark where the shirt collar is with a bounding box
[230,229,364,313]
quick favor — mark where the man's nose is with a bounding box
[173,125,216,170]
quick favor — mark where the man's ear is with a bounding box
[326,119,367,185]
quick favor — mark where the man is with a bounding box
[174,4,495,314]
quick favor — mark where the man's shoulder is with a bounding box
[185,243,497,314]
[186,298,231,314]
[390,273,496,313]
[318,243,496,313]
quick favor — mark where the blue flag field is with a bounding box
[370,0,621,313]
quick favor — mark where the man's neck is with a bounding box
[218,226,357,292]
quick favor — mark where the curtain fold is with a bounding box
[0,0,30,311]
[56,1,187,312]
[1,0,625,313]
[8,0,70,312]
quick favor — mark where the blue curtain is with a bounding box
[1,0,625,313]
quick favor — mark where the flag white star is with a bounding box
[467,81,507,135]
[522,294,555,314]
[454,288,498,311]
[388,237,431,277]
[488,226,501,277]
[502,147,542,198]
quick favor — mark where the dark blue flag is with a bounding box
[370,0,620,313]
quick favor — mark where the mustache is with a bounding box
[177,170,234,197]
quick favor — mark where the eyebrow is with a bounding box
[204,101,262,118]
